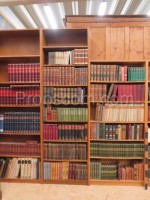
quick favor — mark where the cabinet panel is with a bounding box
[90,28,106,60]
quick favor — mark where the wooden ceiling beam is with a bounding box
[0,0,83,6]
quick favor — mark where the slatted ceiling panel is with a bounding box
[63,1,73,15]
[92,0,101,15]
[139,0,150,14]
[39,4,51,28]
[114,0,127,15]
[78,0,86,15]
[106,0,120,15]
[10,6,32,28]
[126,0,142,14]
[105,0,113,14]
[47,3,64,27]
[25,5,43,28]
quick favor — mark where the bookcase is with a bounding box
[0,30,41,183]
[89,61,146,186]
[0,27,149,188]
[41,29,89,184]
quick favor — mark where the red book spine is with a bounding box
[21,63,24,82]
[28,63,32,82]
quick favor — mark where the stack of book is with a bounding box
[90,64,145,81]
[90,123,144,140]
[0,141,40,156]
[0,86,40,105]
[48,49,88,65]
[43,67,87,85]
[0,112,40,135]
[90,142,144,157]
[44,143,87,160]
[43,106,88,122]
[43,87,87,104]
[8,63,40,82]
[44,162,87,180]
[95,103,144,122]
[0,158,40,179]
[43,124,87,140]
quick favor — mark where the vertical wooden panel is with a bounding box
[125,27,130,60]
[110,28,125,60]
[144,27,150,60]
[129,27,144,60]
[106,27,111,60]
[90,28,106,60]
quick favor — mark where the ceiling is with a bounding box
[0,0,150,29]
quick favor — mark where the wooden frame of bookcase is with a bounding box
[0,27,149,188]
[88,60,147,187]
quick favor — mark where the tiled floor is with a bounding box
[1,183,150,200]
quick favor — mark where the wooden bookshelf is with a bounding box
[41,28,88,183]
[0,25,149,187]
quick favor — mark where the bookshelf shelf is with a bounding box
[0,82,40,85]
[43,85,88,87]
[90,81,146,83]
[43,180,88,185]
[0,105,40,108]
[0,155,41,158]
[90,180,144,186]
[90,157,144,160]
[0,55,40,62]
[0,133,40,135]
[44,159,87,162]
[43,103,88,105]
[43,45,88,50]
[43,64,88,67]
[0,179,42,184]
[90,101,145,103]
[90,139,144,142]
[90,121,145,124]
[44,140,87,143]
[43,121,88,123]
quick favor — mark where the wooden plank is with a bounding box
[90,28,106,60]
[129,27,144,60]
[144,27,150,60]
[125,27,130,60]
[106,27,111,60]
[110,27,125,60]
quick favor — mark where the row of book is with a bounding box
[90,143,144,157]
[43,67,87,85]
[90,161,144,180]
[43,124,87,140]
[0,141,40,156]
[48,49,88,65]
[43,87,87,104]
[44,162,87,180]
[90,84,107,101]
[90,123,144,140]
[0,86,40,105]
[44,143,87,160]
[43,106,88,122]
[0,158,40,179]
[90,161,117,180]
[90,64,145,81]
[106,84,145,102]
[0,112,40,134]
[148,146,150,157]
[95,103,144,122]
[8,63,40,83]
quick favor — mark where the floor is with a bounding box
[1,183,150,200]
